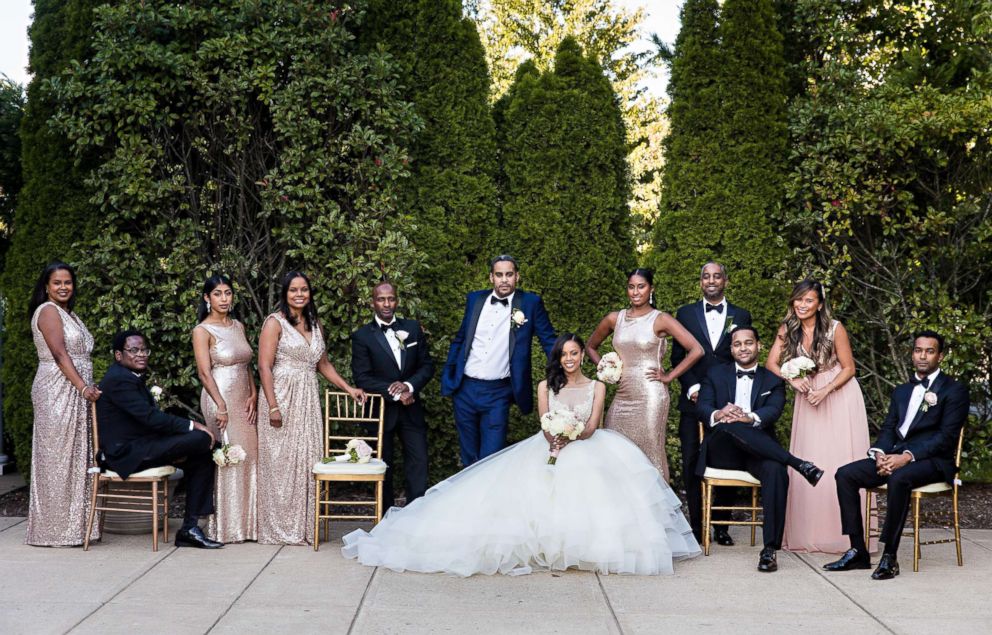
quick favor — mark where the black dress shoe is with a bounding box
[175,526,224,549]
[758,547,778,572]
[796,461,824,486]
[713,528,734,546]
[823,548,871,571]
[871,554,899,580]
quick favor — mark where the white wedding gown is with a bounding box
[342,381,701,576]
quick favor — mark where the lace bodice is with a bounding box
[798,319,840,372]
[547,380,597,424]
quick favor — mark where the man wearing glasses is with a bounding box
[95,329,223,549]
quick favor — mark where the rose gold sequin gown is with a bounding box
[604,309,671,482]
[199,321,258,543]
[256,313,325,545]
[26,302,98,546]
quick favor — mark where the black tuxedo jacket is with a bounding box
[350,318,434,430]
[96,362,193,479]
[671,300,752,413]
[696,363,785,433]
[873,372,969,481]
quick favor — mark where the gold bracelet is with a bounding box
[216,410,228,415]
[269,407,280,414]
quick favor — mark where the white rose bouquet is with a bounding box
[540,408,585,465]
[780,356,817,380]
[212,431,247,467]
[324,439,374,464]
[596,352,623,384]
[150,385,164,402]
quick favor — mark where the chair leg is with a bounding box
[163,479,170,542]
[953,486,963,566]
[151,480,159,552]
[98,482,107,539]
[313,478,321,552]
[750,486,757,547]
[912,495,921,572]
[702,482,712,556]
[375,480,383,524]
[84,474,100,551]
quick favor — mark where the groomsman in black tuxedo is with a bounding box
[825,331,969,580]
[351,281,435,508]
[96,330,222,549]
[671,261,752,543]
[696,326,824,571]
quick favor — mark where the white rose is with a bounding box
[150,385,163,401]
[395,330,409,342]
[512,309,527,326]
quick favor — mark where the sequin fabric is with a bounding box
[26,302,98,546]
[200,321,258,543]
[256,313,325,545]
[603,309,671,481]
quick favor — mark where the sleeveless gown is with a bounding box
[342,381,700,576]
[199,321,258,543]
[783,320,873,553]
[256,313,325,545]
[604,309,671,482]
[27,302,98,546]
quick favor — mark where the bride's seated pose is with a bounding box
[342,333,701,576]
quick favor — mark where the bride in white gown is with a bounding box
[342,333,700,576]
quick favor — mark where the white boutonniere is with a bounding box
[920,391,938,412]
[511,309,527,330]
[724,315,736,335]
[394,329,409,350]
[150,385,163,402]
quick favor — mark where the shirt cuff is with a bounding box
[903,450,915,462]
[688,384,700,398]
[868,447,884,459]
[709,412,718,427]
[751,413,761,427]
[404,382,414,395]
[189,421,195,432]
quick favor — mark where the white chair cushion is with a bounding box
[871,482,952,494]
[101,466,176,479]
[313,458,388,475]
[703,467,761,486]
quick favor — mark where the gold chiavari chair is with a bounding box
[864,427,965,572]
[84,403,176,552]
[699,423,762,556]
[312,391,387,551]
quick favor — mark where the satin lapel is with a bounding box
[714,303,735,352]
[750,368,765,411]
[907,374,945,435]
[463,293,487,361]
[694,301,712,353]
[723,367,737,406]
[398,320,409,372]
[509,293,523,358]
[372,324,400,370]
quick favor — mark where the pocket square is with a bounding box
[405,341,418,348]
[760,390,771,396]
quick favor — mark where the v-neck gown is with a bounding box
[256,313,325,545]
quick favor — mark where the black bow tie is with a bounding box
[490,296,509,306]
[736,369,756,379]
[706,303,723,313]
[379,323,394,332]
[911,376,931,389]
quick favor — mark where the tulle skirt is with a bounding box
[342,429,700,577]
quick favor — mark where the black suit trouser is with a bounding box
[134,430,216,520]
[835,457,945,554]
[380,408,428,509]
[680,410,732,538]
[701,426,793,549]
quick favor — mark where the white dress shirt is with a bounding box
[464,292,513,380]
[709,363,761,428]
[687,297,727,399]
[374,316,414,398]
[868,369,941,461]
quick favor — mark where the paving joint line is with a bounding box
[792,552,896,634]
[346,566,379,635]
[0,518,26,533]
[205,545,284,634]
[594,572,625,635]
[64,543,180,634]
[960,531,992,553]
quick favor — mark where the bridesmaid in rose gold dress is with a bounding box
[193,275,258,543]
[586,268,704,482]
[255,271,365,545]
[767,279,872,554]
[26,262,102,546]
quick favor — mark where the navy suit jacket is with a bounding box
[350,317,434,431]
[873,372,969,481]
[670,300,752,413]
[441,289,556,414]
[696,363,785,433]
[96,362,194,479]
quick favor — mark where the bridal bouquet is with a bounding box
[212,431,247,467]
[540,409,585,465]
[781,356,817,380]
[596,352,623,384]
[323,439,374,464]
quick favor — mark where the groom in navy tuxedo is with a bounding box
[441,255,556,466]
[671,261,752,543]
[696,326,824,572]
[825,330,969,580]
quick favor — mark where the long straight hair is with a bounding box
[278,270,318,332]
[779,279,833,368]
[197,274,239,323]
[28,261,78,318]
[546,332,585,395]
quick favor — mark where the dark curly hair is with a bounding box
[546,332,585,394]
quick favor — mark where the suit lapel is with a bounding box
[508,293,522,358]
[723,366,737,405]
[694,301,712,353]
[371,323,400,370]
[463,293,487,361]
[905,373,945,436]
[750,368,766,410]
[714,302,736,352]
[398,320,409,372]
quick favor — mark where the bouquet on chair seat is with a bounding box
[324,439,374,464]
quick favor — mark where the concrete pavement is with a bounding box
[1,518,989,634]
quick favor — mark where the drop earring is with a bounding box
[206,300,212,314]
[650,291,655,306]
